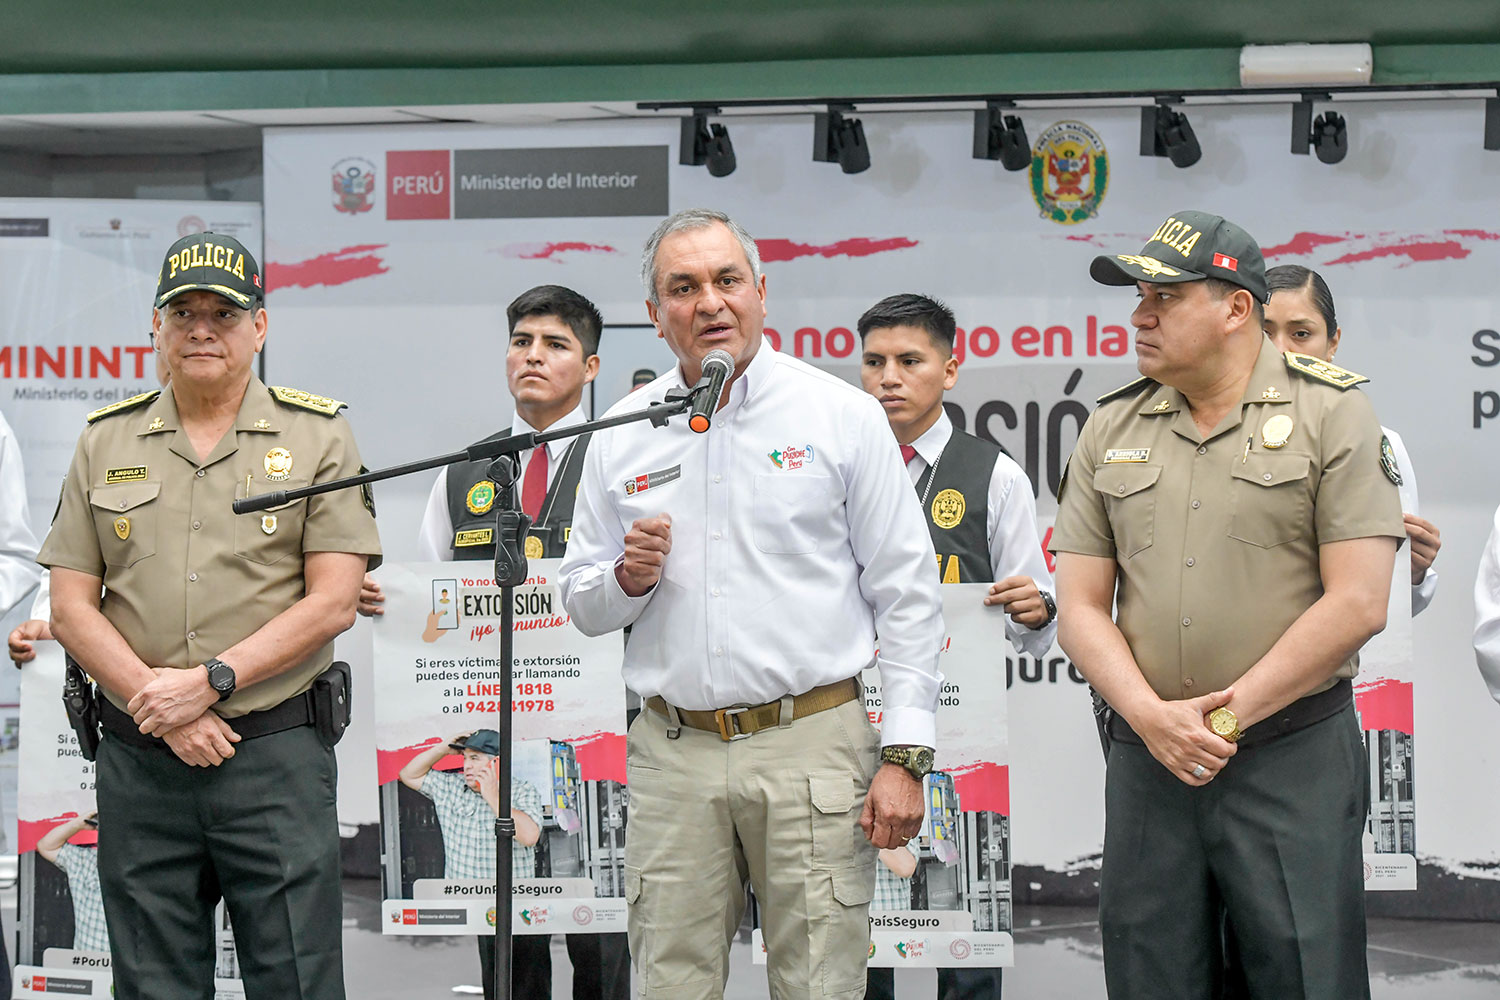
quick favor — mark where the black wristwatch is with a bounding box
[204,658,237,702]
[1032,590,1057,629]
[880,745,935,781]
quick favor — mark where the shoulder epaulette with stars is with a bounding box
[1095,375,1157,406]
[269,386,347,416]
[86,390,161,424]
[1284,352,1368,390]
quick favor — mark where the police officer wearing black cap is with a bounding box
[42,231,381,1000]
[1050,211,1404,998]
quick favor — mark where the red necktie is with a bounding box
[900,444,917,466]
[522,446,548,521]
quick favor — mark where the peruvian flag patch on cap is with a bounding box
[1212,252,1239,271]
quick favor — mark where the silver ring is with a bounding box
[1191,764,1208,779]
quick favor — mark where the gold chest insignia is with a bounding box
[1261,386,1282,400]
[148,417,165,431]
[114,516,130,540]
[264,447,293,481]
[1261,414,1294,449]
[262,514,278,535]
[931,489,966,530]
[1152,400,1172,412]
[466,480,497,515]
[253,418,271,430]
[525,535,545,559]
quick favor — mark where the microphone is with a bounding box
[687,349,734,434]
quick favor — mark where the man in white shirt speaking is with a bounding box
[559,209,945,1000]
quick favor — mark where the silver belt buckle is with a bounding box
[715,705,754,741]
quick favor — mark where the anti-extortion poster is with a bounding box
[15,642,246,998]
[754,584,1012,969]
[372,559,628,935]
[1355,554,1417,890]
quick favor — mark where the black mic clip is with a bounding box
[493,507,532,587]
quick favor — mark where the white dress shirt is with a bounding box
[0,411,41,619]
[559,340,945,748]
[1473,502,1500,705]
[1381,427,1436,616]
[905,411,1057,658]
[417,406,589,561]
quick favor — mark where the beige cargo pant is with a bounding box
[624,696,880,999]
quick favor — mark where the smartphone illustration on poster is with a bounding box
[431,579,459,630]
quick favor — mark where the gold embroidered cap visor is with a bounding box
[1089,209,1269,304]
[154,231,263,310]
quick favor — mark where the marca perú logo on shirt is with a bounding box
[768,444,815,470]
[623,465,681,496]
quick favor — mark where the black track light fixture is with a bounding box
[1140,102,1202,168]
[973,103,1031,171]
[1291,96,1348,164]
[679,108,736,177]
[813,107,871,174]
[1486,97,1500,151]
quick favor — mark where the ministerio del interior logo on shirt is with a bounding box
[623,465,681,496]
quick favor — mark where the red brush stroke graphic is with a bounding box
[1443,229,1500,241]
[946,761,1009,816]
[376,731,625,786]
[18,815,96,855]
[268,244,389,290]
[1354,678,1413,735]
[497,241,617,260]
[1324,240,1468,266]
[1261,232,1352,258]
[755,237,918,263]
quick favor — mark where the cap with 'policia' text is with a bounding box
[155,232,263,310]
[1089,210,1268,304]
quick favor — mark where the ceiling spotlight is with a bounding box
[1291,99,1348,164]
[973,104,1031,171]
[813,108,871,174]
[1140,104,1201,168]
[679,109,736,177]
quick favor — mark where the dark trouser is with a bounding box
[866,967,1002,1000]
[1100,704,1370,1000]
[566,932,631,1000]
[95,724,344,1000]
[477,933,552,1000]
[475,932,629,1000]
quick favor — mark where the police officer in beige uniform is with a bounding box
[1050,212,1404,999]
[41,232,381,1000]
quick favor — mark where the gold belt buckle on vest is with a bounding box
[714,705,756,741]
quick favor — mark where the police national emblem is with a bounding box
[525,535,545,559]
[331,157,377,215]
[1030,120,1109,225]
[1380,434,1403,486]
[466,480,497,515]
[931,489,966,530]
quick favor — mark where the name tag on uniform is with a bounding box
[1104,448,1150,463]
[455,528,493,548]
[105,465,148,483]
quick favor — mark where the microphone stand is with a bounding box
[233,380,712,1000]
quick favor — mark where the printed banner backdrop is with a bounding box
[16,642,246,997]
[371,559,628,935]
[752,585,1013,968]
[263,103,1500,913]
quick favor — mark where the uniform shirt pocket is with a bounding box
[1229,454,1312,548]
[233,480,308,565]
[752,473,834,555]
[1093,464,1162,559]
[89,481,161,568]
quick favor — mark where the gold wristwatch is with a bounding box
[1207,707,1242,743]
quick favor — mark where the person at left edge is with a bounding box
[40,231,381,1000]
[357,284,631,1000]
[858,293,1056,1000]
[560,208,944,1000]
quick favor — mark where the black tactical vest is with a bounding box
[443,433,592,562]
[912,428,1000,583]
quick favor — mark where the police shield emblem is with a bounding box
[1030,120,1109,225]
[331,157,377,215]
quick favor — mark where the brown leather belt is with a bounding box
[646,677,860,741]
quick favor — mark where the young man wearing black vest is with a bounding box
[359,285,627,1000]
[859,293,1057,1000]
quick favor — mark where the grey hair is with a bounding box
[640,208,763,306]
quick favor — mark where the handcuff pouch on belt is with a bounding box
[62,653,102,763]
[311,661,353,747]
